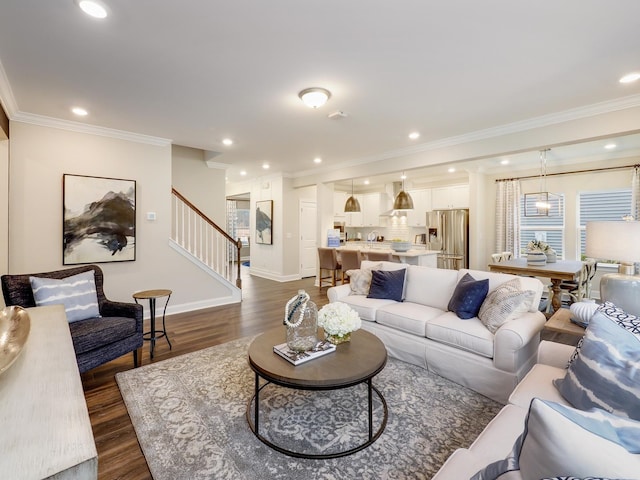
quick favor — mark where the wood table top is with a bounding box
[488,258,584,281]
[248,328,387,389]
[133,289,172,299]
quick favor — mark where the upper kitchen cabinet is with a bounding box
[333,191,347,218]
[362,193,391,227]
[406,189,432,226]
[431,184,469,210]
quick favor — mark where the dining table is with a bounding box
[488,258,584,313]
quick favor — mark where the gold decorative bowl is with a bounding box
[0,306,31,376]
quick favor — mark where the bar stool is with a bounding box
[339,250,362,282]
[318,247,342,290]
[366,251,393,262]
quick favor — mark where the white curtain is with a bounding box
[632,166,640,221]
[495,180,521,257]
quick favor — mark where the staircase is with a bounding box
[171,188,242,291]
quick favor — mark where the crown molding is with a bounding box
[292,93,640,179]
[11,111,171,146]
[0,59,18,118]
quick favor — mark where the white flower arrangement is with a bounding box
[527,239,549,252]
[318,302,361,337]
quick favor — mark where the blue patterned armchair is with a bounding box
[1,264,143,373]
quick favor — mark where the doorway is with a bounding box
[299,200,317,278]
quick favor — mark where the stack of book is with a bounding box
[273,340,336,365]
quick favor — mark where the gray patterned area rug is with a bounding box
[116,336,502,480]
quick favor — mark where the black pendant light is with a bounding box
[393,173,414,210]
[344,180,361,212]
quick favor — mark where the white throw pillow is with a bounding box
[30,270,101,322]
[470,399,640,480]
[346,263,382,295]
[478,278,535,333]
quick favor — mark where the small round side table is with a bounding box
[133,289,172,360]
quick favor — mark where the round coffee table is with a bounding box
[246,327,388,459]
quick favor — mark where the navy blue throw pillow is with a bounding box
[448,273,489,319]
[367,269,406,302]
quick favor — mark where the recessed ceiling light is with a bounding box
[408,132,420,140]
[298,87,331,108]
[500,159,510,165]
[364,180,370,185]
[75,0,108,19]
[400,173,407,180]
[604,143,617,150]
[619,72,640,84]
[240,170,247,176]
[314,157,322,164]
[222,138,233,146]
[448,167,456,173]
[262,163,270,170]
[71,106,88,116]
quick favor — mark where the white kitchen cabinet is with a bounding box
[431,184,469,210]
[345,210,364,227]
[333,191,347,218]
[406,189,431,226]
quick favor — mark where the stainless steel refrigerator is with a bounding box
[427,209,469,269]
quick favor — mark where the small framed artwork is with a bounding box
[255,200,273,245]
[63,174,136,264]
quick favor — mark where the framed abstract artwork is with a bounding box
[63,174,136,264]
[255,200,273,245]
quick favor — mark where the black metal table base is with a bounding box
[246,374,388,459]
[136,295,172,359]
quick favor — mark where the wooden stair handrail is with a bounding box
[171,187,242,288]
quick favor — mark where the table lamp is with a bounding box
[585,221,640,316]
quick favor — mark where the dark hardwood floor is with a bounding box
[82,271,330,480]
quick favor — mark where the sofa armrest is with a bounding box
[493,311,546,372]
[327,284,351,303]
[101,300,143,333]
[537,340,575,368]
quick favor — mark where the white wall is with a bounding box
[7,122,235,314]
[171,145,226,226]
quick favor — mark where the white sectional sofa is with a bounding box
[432,340,575,479]
[328,260,547,404]
[433,339,640,479]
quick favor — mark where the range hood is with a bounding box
[381,182,407,216]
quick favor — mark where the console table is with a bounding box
[0,305,98,479]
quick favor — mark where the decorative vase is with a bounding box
[325,332,351,345]
[569,299,598,326]
[526,250,547,266]
[284,290,318,352]
[545,249,557,263]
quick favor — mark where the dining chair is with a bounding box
[560,258,597,304]
[491,253,504,263]
[501,251,513,260]
[339,250,361,283]
[318,247,342,290]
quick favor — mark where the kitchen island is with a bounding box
[337,244,440,267]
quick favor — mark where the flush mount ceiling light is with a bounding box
[314,157,322,164]
[75,0,108,18]
[298,87,331,108]
[71,106,88,116]
[524,149,560,217]
[344,180,361,213]
[393,172,414,211]
[619,72,640,84]
[222,138,233,146]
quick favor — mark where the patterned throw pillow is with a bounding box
[447,273,489,319]
[30,270,101,323]
[367,268,406,302]
[554,310,640,421]
[346,263,382,295]
[471,399,640,480]
[477,278,535,334]
[567,301,640,366]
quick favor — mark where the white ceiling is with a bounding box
[1,0,640,186]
